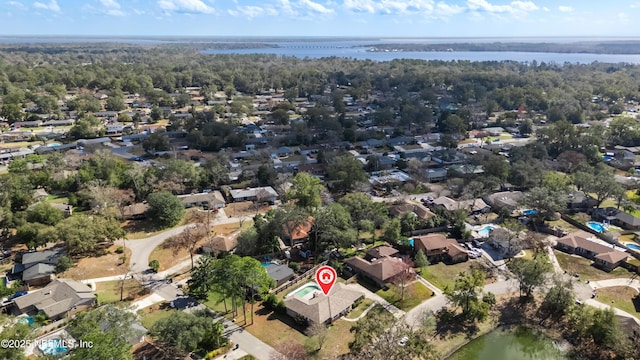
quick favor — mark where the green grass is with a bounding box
[375,281,433,311]
[138,305,180,330]
[554,250,633,281]
[344,298,374,319]
[596,286,639,316]
[202,290,244,315]
[95,279,145,304]
[420,261,481,291]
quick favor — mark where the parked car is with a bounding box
[8,291,27,300]
[398,336,409,346]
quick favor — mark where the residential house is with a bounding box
[389,202,435,220]
[344,249,409,287]
[275,146,293,158]
[265,264,295,287]
[177,191,225,210]
[364,245,399,261]
[284,282,364,325]
[229,186,279,204]
[202,235,238,254]
[12,120,43,128]
[484,191,523,212]
[48,202,73,217]
[414,233,468,264]
[282,217,313,246]
[592,207,640,230]
[369,170,411,189]
[483,127,504,136]
[431,196,489,214]
[555,231,628,271]
[426,168,447,182]
[567,191,597,211]
[295,163,327,177]
[11,278,96,320]
[11,248,66,286]
[121,203,150,220]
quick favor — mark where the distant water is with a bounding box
[201,42,640,64]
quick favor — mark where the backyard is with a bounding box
[376,281,433,311]
[554,251,633,281]
[595,286,639,316]
[138,302,181,329]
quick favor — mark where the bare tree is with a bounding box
[120,262,136,301]
[169,224,207,269]
[270,340,309,360]
[306,322,329,350]
[389,257,415,301]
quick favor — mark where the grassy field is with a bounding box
[95,279,146,304]
[421,261,485,291]
[138,303,180,330]
[596,286,639,316]
[375,281,433,311]
[554,251,633,281]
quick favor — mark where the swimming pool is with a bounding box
[408,238,414,247]
[522,209,536,216]
[38,339,67,356]
[477,225,496,237]
[626,243,640,251]
[603,156,614,162]
[286,283,321,300]
[587,221,606,233]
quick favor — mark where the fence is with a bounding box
[411,226,449,236]
[271,261,328,295]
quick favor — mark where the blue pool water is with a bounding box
[477,225,496,237]
[522,209,537,216]
[603,156,614,162]
[627,243,640,251]
[587,221,606,233]
[408,238,414,247]
[39,339,67,356]
[18,316,34,325]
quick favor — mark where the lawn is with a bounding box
[95,279,146,304]
[421,261,485,291]
[138,303,180,329]
[546,218,580,233]
[554,251,633,281]
[61,244,131,280]
[376,281,433,311]
[344,298,374,320]
[596,286,639,316]
[244,304,307,351]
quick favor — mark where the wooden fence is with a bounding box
[271,261,328,295]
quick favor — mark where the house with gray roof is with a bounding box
[11,278,96,320]
[284,282,363,325]
[229,186,278,204]
[11,248,65,286]
[264,264,295,287]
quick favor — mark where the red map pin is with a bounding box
[315,265,337,296]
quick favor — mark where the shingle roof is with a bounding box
[13,278,95,319]
[595,251,628,264]
[556,231,611,254]
[265,264,295,282]
[615,212,640,227]
[210,235,238,252]
[344,256,408,283]
[414,233,450,251]
[365,245,399,259]
[284,283,363,324]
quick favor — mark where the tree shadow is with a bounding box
[435,309,480,339]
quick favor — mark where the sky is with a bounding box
[0,0,639,38]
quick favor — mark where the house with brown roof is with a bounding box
[389,202,435,219]
[282,216,313,246]
[284,282,363,325]
[177,191,225,210]
[431,196,489,214]
[11,279,96,321]
[414,233,468,264]
[555,231,628,271]
[344,248,410,288]
[121,203,150,220]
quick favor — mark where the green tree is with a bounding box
[150,105,162,121]
[310,203,355,256]
[542,278,574,317]
[339,192,388,238]
[286,172,323,209]
[56,215,125,255]
[151,310,227,356]
[522,186,567,224]
[414,249,429,268]
[381,218,401,243]
[0,321,31,360]
[146,191,185,228]
[15,223,53,249]
[66,305,139,360]
[509,254,552,298]
[142,132,170,152]
[148,259,160,273]
[444,269,489,323]
[105,96,125,111]
[0,103,24,124]
[327,154,366,193]
[26,202,63,226]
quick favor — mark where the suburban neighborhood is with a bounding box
[1,39,640,360]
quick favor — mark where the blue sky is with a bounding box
[0,0,639,37]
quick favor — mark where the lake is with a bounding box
[448,327,567,360]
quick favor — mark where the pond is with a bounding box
[448,327,567,360]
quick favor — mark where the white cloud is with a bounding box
[343,0,435,15]
[558,5,573,13]
[7,1,27,10]
[229,5,278,18]
[299,0,333,14]
[467,0,537,14]
[618,12,630,23]
[98,0,125,16]
[33,0,60,12]
[434,2,464,17]
[157,0,214,14]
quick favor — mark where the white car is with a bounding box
[398,336,409,346]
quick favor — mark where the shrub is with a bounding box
[263,294,279,310]
[288,262,300,272]
[55,256,73,273]
[115,246,124,254]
